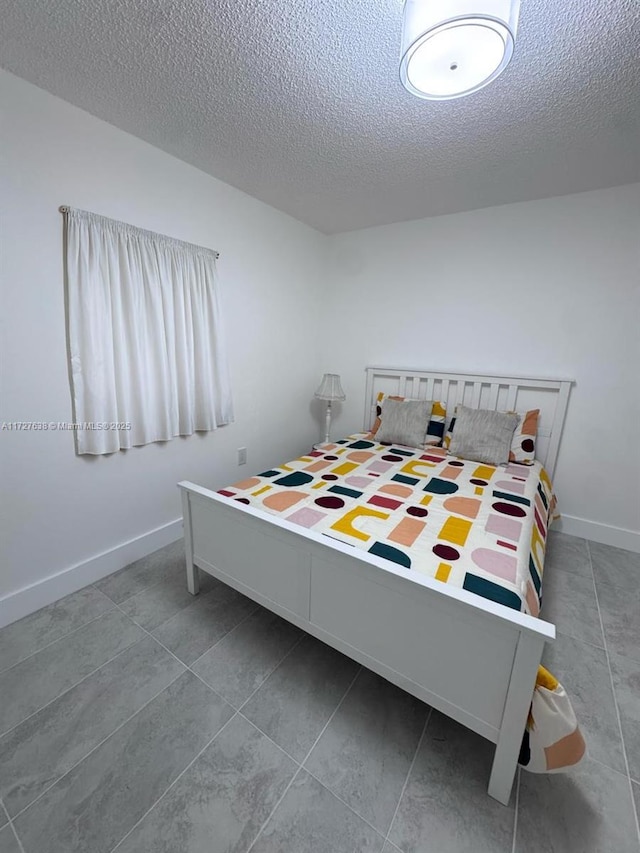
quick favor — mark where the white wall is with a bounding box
[325,185,640,549]
[0,71,327,623]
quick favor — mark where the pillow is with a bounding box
[376,398,433,448]
[445,406,540,465]
[510,408,540,464]
[448,406,519,466]
[369,392,447,447]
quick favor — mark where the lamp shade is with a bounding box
[400,0,520,100]
[314,373,346,401]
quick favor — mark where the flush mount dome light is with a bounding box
[400,0,520,100]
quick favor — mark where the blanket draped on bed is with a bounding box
[220,433,556,617]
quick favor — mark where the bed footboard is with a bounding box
[179,481,554,805]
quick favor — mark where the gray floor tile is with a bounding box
[0,586,113,672]
[594,579,640,661]
[191,606,303,707]
[251,770,384,853]
[633,780,640,822]
[305,669,428,834]
[3,534,636,853]
[152,582,259,665]
[516,759,640,853]
[590,542,640,595]
[545,532,592,578]
[0,635,184,817]
[119,568,218,631]
[0,609,144,736]
[388,711,515,853]
[94,539,185,604]
[543,631,626,774]
[610,651,640,782]
[14,672,233,853]
[540,567,604,647]
[115,715,296,853]
[0,825,21,853]
[242,635,360,762]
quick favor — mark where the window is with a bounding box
[64,208,233,454]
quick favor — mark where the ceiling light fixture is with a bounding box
[400,0,521,100]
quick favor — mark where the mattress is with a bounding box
[219,434,556,616]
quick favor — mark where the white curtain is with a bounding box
[66,208,234,455]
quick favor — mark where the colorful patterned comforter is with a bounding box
[219,434,556,616]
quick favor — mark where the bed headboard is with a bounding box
[364,367,573,478]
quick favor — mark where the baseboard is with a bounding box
[0,518,183,629]
[555,514,640,554]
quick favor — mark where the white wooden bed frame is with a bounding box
[179,367,573,804]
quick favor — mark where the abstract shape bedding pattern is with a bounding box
[219,434,557,616]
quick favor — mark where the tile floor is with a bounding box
[0,532,638,853]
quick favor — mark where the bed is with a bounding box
[178,367,573,804]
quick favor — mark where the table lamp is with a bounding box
[314,373,346,443]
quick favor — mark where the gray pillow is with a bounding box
[376,398,433,448]
[448,406,519,465]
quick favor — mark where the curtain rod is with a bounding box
[58,206,220,259]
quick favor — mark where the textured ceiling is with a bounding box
[1,0,639,233]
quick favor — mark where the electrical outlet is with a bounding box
[238,447,247,465]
